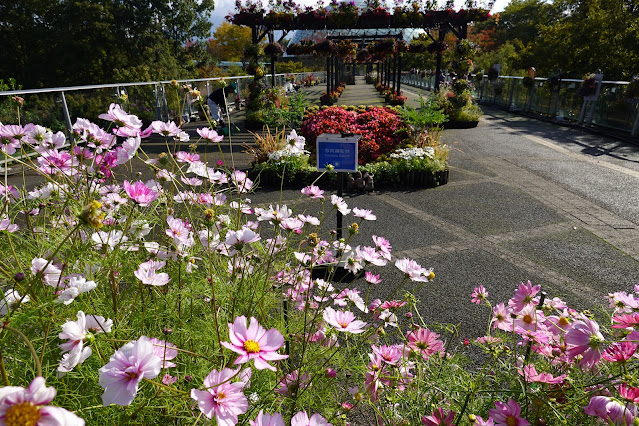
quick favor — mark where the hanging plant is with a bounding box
[427,40,448,54]
[577,73,598,98]
[314,40,336,56]
[335,39,357,58]
[356,49,372,63]
[264,42,285,56]
[486,66,499,82]
[298,6,328,26]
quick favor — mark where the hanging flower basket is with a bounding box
[264,42,285,56]
[265,11,295,27]
[314,40,336,56]
[577,73,597,98]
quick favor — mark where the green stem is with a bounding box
[3,326,42,377]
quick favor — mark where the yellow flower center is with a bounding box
[243,340,260,353]
[6,402,41,426]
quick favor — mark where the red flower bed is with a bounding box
[300,106,408,163]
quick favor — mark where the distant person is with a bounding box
[207,83,236,127]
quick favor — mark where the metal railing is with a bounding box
[0,72,326,133]
[400,73,639,138]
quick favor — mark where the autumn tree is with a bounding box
[207,22,254,64]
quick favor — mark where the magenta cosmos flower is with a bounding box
[98,336,162,406]
[584,395,637,425]
[221,316,288,371]
[565,318,605,369]
[407,327,445,360]
[323,307,367,334]
[0,377,85,425]
[191,367,248,426]
[489,399,529,426]
[422,407,455,426]
[123,180,158,207]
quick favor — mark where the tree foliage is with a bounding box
[0,0,214,88]
[207,22,254,63]
[469,0,639,80]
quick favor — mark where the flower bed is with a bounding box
[301,105,408,163]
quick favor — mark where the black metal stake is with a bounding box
[336,171,344,240]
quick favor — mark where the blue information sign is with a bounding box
[316,134,360,172]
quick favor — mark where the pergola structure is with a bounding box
[230,6,489,106]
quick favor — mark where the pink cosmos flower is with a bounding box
[221,316,288,371]
[518,364,566,384]
[175,151,200,163]
[584,395,637,425]
[352,207,376,220]
[197,127,224,142]
[276,370,312,397]
[149,337,178,368]
[134,260,171,286]
[250,411,285,426]
[566,318,605,369]
[489,399,530,426]
[223,227,261,256]
[98,336,162,406]
[116,135,141,165]
[191,367,248,425]
[372,235,392,260]
[301,185,324,199]
[356,246,387,266]
[323,307,367,334]
[330,195,351,215]
[31,257,63,287]
[619,383,639,403]
[37,149,78,176]
[365,271,382,284]
[162,374,177,385]
[0,289,30,316]
[151,120,180,137]
[123,180,158,207]
[612,312,639,329]
[230,170,253,193]
[509,281,540,313]
[407,327,444,359]
[471,416,494,426]
[492,302,513,331]
[471,285,489,304]
[422,407,455,425]
[395,258,433,282]
[290,411,332,426]
[371,344,403,365]
[0,377,85,425]
[58,311,112,375]
[602,341,638,363]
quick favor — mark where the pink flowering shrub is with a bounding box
[300,106,408,163]
[1,104,639,426]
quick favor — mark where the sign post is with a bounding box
[316,133,360,239]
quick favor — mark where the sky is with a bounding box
[208,0,511,31]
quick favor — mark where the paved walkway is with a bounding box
[10,77,639,339]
